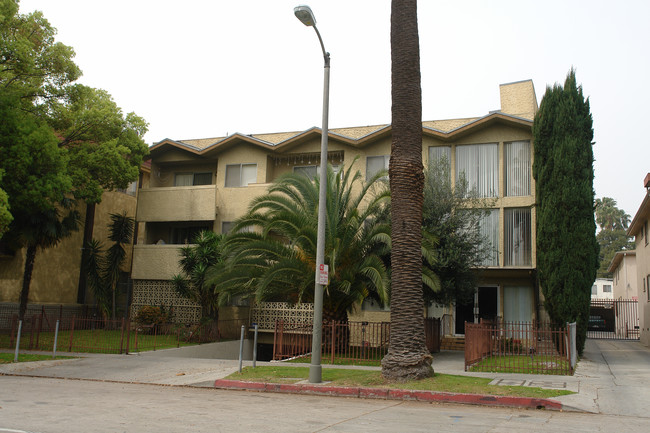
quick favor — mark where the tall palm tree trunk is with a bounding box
[381,0,433,381]
[18,243,38,321]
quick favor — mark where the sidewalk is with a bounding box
[2,339,648,416]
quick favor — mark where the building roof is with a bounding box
[148,79,537,160]
[628,191,650,237]
[607,250,636,273]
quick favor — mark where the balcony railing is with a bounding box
[136,185,217,222]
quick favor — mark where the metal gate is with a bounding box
[588,299,639,340]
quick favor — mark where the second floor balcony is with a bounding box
[136,185,217,222]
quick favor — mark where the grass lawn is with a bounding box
[226,366,573,399]
[0,329,194,354]
[286,353,385,367]
[469,355,572,375]
[0,352,74,364]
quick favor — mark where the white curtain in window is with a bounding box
[456,144,498,197]
[479,209,500,266]
[504,208,531,266]
[241,164,257,186]
[503,286,533,323]
[428,146,451,165]
[505,141,530,196]
[225,165,241,187]
[366,155,389,180]
[174,173,193,186]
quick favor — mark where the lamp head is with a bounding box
[294,5,316,26]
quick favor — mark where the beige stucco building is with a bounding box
[131,79,543,333]
[627,174,650,347]
[0,189,137,309]
[608,251,637,300]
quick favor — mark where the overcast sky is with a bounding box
[18,0,650,216]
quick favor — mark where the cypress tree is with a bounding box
[532,69,599,354]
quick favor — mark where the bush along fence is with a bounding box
[273,318,440,363]
[464,320,576,375]
[0,305,247,355]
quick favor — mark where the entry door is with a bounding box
[478,287,498,322]
[455,297,474,335]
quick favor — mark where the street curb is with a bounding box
[213,379,564,411]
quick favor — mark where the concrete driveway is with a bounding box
[576,339,650,417]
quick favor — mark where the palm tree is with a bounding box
[381,0,433,381]
[15,197,80,320]
[172,231,225,321]
[104,212,134,320]
[208,161,391,322]
[595,197,631,231]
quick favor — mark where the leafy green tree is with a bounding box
[0,91,77,321]
[172,231,225,321]
[532,69,599,354]
[0,2,148,314]
[208,162,391,322]
[596,229,634,278]
[381,0,432,381]
[0,171,11,238]
[422,157,495,306]
[594,197,633,278]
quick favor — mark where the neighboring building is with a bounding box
[627,173,650,347]
[0,188,138,309]
[590,278,614,300]
[131,79,541,334]
[608,251,637,300]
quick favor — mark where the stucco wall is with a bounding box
[0,190,137,305]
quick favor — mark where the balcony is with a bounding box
[136,185,217,222]
[131,244,184,280]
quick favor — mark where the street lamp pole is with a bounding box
[294,5,329,384]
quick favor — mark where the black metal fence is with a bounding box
[588,299,639,340]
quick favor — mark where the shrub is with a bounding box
[134,305,174,331]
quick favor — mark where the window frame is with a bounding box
[225,163,257,188]
[504,207,532,267]
[366,155,390,181]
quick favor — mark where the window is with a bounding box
[294,165,318,179]
[479,209,500,266]
[503,286,533,322]
[221,221,234,234]
[504,141,531,196]
[428,146,451,181]
[603,284,612,293]
[294,165,341,179]
[645,220,649,246]
[225,164,257,187]
[504,208,532,266]
[591,285,597,295]
[174,172,212,186]
[117,180,137,196]
[647,275,650,301]
[456,143,498,197]
[366,155,389,181]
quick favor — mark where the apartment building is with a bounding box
[627,174,650,347]
[608,251,637,300]
[131,80,541,334]
[0,188,137,307]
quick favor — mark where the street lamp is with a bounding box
[294,4,330,384]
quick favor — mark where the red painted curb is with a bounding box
[213,379,563,411]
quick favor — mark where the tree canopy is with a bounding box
[422,157,495,306]
[532,69,599,354]
[208,162,391,322]
[0,1,148,318]
[595,197,633,278]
